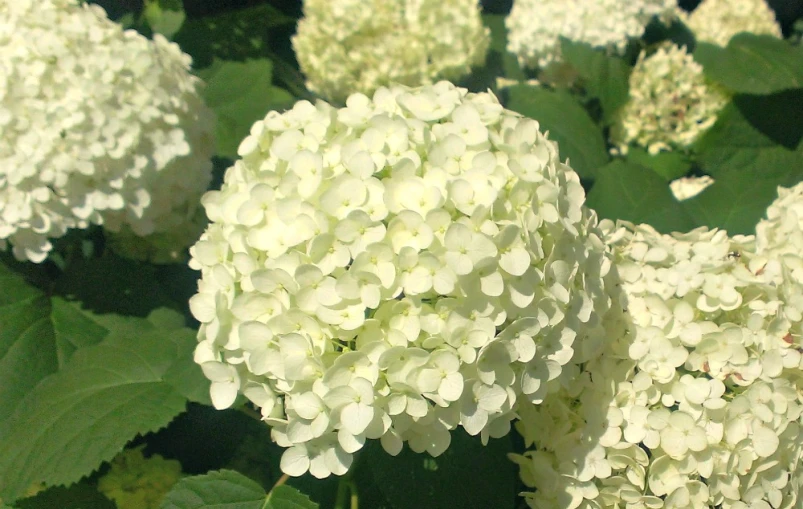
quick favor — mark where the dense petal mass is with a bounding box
[292,0,490,103]
[513,198,803,508]
[684,0,782,47]
[611,44,729,155]
[189,82,621,478]
[0,0,214,263]
[505,0,677,69]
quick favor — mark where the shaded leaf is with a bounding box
[586,161,695,233]
[506,85,609,179]
[174,4,295,68]
[0,331,189,503]
[163,328,212,406]
[16,482,115,509]
[560,38,631,123]
[482,15,526,81]
[689,91,803,234]
[693,34,803,95]
[0,263,56,421]
[265,485,318,509]
[364,429,516,509]
[198,59,294,159]
[54,254,175,317]
[681,171,798,235]
[160,469,266,509]
[625,148,692,181]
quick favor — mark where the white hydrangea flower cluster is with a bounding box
[189,81,620,479]
[292,0,490,104]
[512,217,803,509]
[0,0,214,263]
[505,0,677,70]
[684,0,782,47]
[611,44,729,155]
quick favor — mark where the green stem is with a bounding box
[334,470,357,509]
[237,405,263,422]
[349,479,359,509]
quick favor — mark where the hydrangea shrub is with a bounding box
[0,0,214,263]
[189,82,620,478]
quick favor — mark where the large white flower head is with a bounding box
[512,220,803,509]
[188,81,620,478]
[505,0,678,70]
[0,0,214,263]
[684,0,782,47]
[292,0,490,104]
[611,44,729,155]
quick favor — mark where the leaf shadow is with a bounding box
[734,89,803,150]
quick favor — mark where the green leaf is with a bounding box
[163,327,212,406]
[625,148,692,181]
[16,482,115,509]
[681,172,797,235]
[695,91,803,172]
[0,264,56,421]
[54,254,175,318]
[506,85,609,179]
[693,34,803,95]
[49,297,111,366]
[198,59,294,159]
[689,90,803,234]
[143,0,186,39]
[0,330,189,503]
[265,485,318,509]
[0,250,192,429]
[586,161,696,233]
[160,469,307,509]
[174,4,295,69]
[363,430,516,509]
[559,38,631,124]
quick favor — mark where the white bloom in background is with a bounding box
[0,0,214,263]
[292,0,490,104]
[505,0,677,69]
[611,44,729,155]
[670,175,715,201]
[684,0,782,47]
[755,181,803,259]
[189,81,621,478]
[512,217,803,509]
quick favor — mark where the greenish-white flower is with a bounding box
[292,0,489,103]
[684,0,782,47]
[0,0,214,263]
[611,44,730,155]
[512,213,803,508]
[189,81,620,478]
[506,0,677,69]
